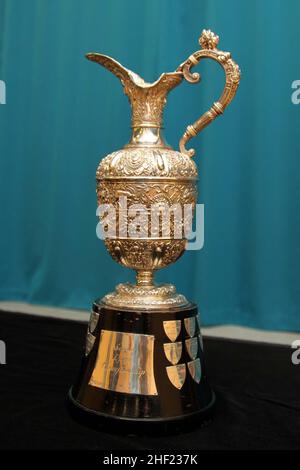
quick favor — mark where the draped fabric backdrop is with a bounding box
[0,0,299,330]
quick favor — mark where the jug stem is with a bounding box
[136,270,154,287]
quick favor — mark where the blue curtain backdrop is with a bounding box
[0,0,299,330]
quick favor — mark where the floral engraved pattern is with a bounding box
[86,53,183,127]
[176,29,241,157]
[86,30,240,310]
[104,239,186,270]
[97,148,198,179]
[97,178,197,240]
[97,180,197,206]
[199,29,219,50]
[102,279,188,307]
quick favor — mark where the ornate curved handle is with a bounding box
[176,30,241,157]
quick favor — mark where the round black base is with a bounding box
[68,387,216,435]
[69,301,215,433]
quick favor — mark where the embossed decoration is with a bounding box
[87,29,240,311]
[166,364,186,390]
[97,176,196,285]
[185,337,198,360]
[86,54,183,128]
[164,342,182,365]
[103,282,188,309]
[97,148,198,179]
[97,178,197,246]
[187,358,201,383]
[104,239,186,271]
[97,177,197,206]
[176,29,241,157]
[85,330,96,356]
[199,29,219,49]
[88,310,100,334]
[163,320,181,342]
[184,317,196,338]
[99,182,195,229]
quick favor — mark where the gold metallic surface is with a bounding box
[166,364,186,390]
[184,317,196,338]
[89,330,157,395]
[185,337,198,360]
[102,282,188,309]
[177,29,241,157]
[97,149,197,178]
[163,320,182,342]
[164,341,182,365]
[103,238,188,271]
[86,53,183,129]
[88,29,240,309]
[187,358,201,383]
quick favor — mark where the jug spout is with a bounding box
[86,53,183,132]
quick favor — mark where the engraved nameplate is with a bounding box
[89,330,157,396]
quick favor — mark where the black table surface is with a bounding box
[0,310,299,450]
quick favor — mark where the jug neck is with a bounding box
[126,126,169,148]
[125,86,169,148]
[85,54,183,148]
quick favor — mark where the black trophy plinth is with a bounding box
[68,300,215,433]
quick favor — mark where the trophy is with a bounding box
[69,30,240,427]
